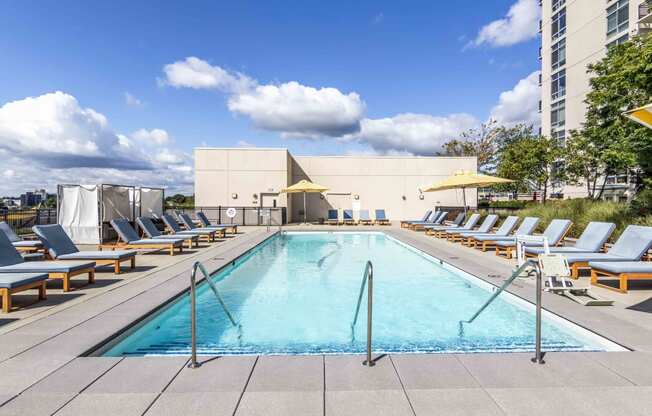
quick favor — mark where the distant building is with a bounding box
[19,189,47,207]
[540,0,651,201]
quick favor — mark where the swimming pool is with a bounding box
[101,232,623,356]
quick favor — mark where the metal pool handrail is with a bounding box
[458,259,545,364]
[351,261,374,367]
[189,261,240,369]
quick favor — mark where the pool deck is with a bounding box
[1,224,652,415]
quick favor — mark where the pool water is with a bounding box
[102,232,622,356]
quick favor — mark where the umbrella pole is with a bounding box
[303,192,307,224]
[462,188,467,218]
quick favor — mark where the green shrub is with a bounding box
[512,199,652,241]
[488,200,531,210]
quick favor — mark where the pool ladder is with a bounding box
[351,261,374,367]
[458,259,545,364]
[188,261,241,369]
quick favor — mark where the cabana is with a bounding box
[57,184,164,244]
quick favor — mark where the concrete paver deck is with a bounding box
[1,224,651,415]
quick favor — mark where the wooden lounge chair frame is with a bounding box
[590,267,652,293]
[1,279,47,313]
[49,267,96,292]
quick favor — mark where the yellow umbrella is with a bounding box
[422,170,513,216]
[624,103,652,129]
[280,179,329,224]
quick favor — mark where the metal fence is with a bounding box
[169,206,287,226]
[0,208,57,235]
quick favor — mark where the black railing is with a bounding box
[0,208,58,235]
[168,206,287,226]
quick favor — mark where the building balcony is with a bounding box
[638,1,652,34]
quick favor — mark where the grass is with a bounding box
[509,199,652,241]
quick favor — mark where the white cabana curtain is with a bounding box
[101,185,133,221]
[58,185,100,244]
[138,188,164,218]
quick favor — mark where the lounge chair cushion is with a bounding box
[494,239,543,248]
[152,235,193,242]
[607,225,652,259]
[162,215,185,233]
[375,210,388,221]
[513,217,540,236]
[562,253,633,264]
[57,250,136,261]
[0,260,95,274]
[12,241,43,248]
[127,238,183,246]
[588,261,652,274]
[472,235,515,242]
[136,217,163,238]
[574,222,616,252]
[110,219,142,243]
[525,246,591,255]
[542,219,573,246]
[0,233,29,266]
[0,221,21,242]
[32,224,80,257]
[0,273,48,289]
[359,210,371,221]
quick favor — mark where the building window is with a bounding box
[552,8,566,41]
[607,0,629,37]
[607,33,629,49]
[552,0,565,12]
[551,70,566,101]
[551,99,566,142]
[551,38,566,70]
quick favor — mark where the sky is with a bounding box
[0,0,542,196]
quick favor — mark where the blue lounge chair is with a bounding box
[358,210,372,225]
[494,219,572,259]
[374,209,390,225]
[524,221,616,256]
[0,221,43,253]
[471,217,540,251]
[401,210,432,228]
[33,225,137,275]
[426,213,481,237]
[1,272,48,313]
[162,214,217,243]
[136,217,198,248]
[196,211,238,234]
[110,218,184,256]
[460,216,519,247]
[0,232,95,292]
[589,261,652,293]
[178,213,226,238]
[411,211,448,231]
[326,209,339,225]
[560,225,652,278]
[447,215,499,242]
[343,210,355,225]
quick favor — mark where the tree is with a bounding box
[438,121,534,173]
[497,136,565,203]
[567,34,652,197]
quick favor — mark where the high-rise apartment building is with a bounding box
[540,0,651,199]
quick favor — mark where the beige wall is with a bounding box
[195,148,477,222]
[194,148,290,208]
[290,156,476,222]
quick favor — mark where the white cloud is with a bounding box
[124,92,144,108]
[161,57,365,138]
[228,81,365,137]
[132,128,170,145]
[342,113,478,155]
[0,92,193,195]
[236,140,256,147]
[161,56,255,93]
[471,0,540,48]
[490,71,541,127]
